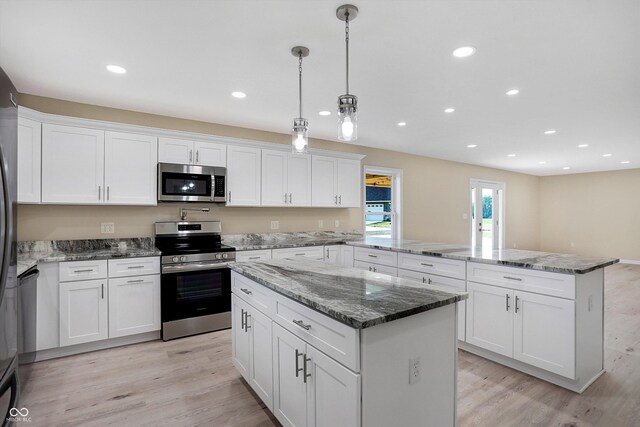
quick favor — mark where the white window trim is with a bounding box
[469,178,506,249]
[364,166,403,240]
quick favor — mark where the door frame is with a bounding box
[469,178,505,250]
[363,166,403,240]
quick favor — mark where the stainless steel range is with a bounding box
[154,221,235,341]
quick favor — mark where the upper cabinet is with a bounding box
[227,145,261,206]
[261,149,311,207]
[311,155,361,207]
[41,124,157,205]
[17,117,42,203]
[158,136,226,167]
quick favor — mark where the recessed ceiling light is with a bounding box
[507,153,516,157]
[231,91,247,99]
[602,153,612,157]
[621,160,630,164]
[506,89,520,96]
[452,46,476,58]
[563,166,571,170]
[444,108,455,113]
[538,161,546,164]
[106,64,126,74]
[577,144,589,148]
[397,122,407,127]
[467,144,477,148]
[318,111,331,116]
[543,130,557,135]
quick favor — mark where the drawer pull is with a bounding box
[127,265,145,269]
[240,288,253,295]
[420,263,434,267]
[295,349,304,377]
[292,319,312,330]
[367,254,378,258]
[126,279,145,284]
[295,253,306,256]
[248,256,261,260]
[73,269,94,273]
[503,276,523,281]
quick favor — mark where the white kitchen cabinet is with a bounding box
[59,279,108,347]
[35,263,60,351]
[41,124,105,204]
[311,156,361,208]
[158,136,226,167]
[17,116,42,203]
[108,275,160,338]
[232,294,251,378]
[262,150,312,207]
[104,131,157,205]
[227,145,261,206]
[236,249,273,262]
[465,281,513,357]
[273,323,308,427]
[272,246,324,261]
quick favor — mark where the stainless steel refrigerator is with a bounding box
[0,66,19,423]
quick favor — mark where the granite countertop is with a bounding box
[346,238,619,274]
[224,231,363,251]
[17,238,161,276]
[230,258,467,329]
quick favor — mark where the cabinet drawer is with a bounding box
[274,293,359,372]
[467,262,575,299]
[232,272,276,316]
[353,260,397,277]
[397,268,465,292]
[108,257,160,278]
[236,250,273,262]
[59,260,108,282]
[353,247,397,267]
[272,246,324,261]
[397,252,465,280]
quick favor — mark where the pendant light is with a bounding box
[336,4,358,142]
[291,46,310,154]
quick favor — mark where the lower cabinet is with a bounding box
[59,279,108,346]
[272,246,324,261]
[108,275,160,338]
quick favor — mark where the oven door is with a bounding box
[161,264,231,323]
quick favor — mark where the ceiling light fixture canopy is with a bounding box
[336,4,359,142]
[291,46,310,154]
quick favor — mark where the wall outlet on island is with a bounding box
[409,357,421,384]
[318,220,324,228]
[101,222,115,234]
[270,221,279,230]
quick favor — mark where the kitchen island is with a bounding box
[229,258,468,427]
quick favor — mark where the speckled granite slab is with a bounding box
[230,259,467,329]
[17,238,161,275]
[346,238,619,274]
[224,230,363,251]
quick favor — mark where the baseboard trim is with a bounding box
[620,259,640,265]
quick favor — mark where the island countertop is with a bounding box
[229,258,467,329]
[346,238,619,274]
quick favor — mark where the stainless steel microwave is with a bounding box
[157,163,226,203]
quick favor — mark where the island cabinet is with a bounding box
[462,261,604,392]
[353,247,398,276]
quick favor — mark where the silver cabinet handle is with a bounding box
[334,195,338,205]
[368,266,372,271]
[101,283,104,299]
[339,195,342,205]
[195,150,199,164]
[428,277,432,284]
[506,294,510,311]
[98,185,101,201]
[228,191,231,203]
[292,319,311,330]
[244,312,251,331]
[504,276,522,281]
[422,277,426,283]
[127,279,145,284]
[295,253,306,256]
[367,254,378,258]
[373,266,377,272]
[421,263,434,267]
[107,186,110,201]
[284,193,288,203]
[73,269,94,273]
[241,308,246,330]
[240,288,252,295]
[189,149,193,163]
[248,256,261,260]
[295,349,304,377]
[303,354,311,383]
[515,295,520,313]
[127,265,145,269]
[326,248,329,258]
[289,193,292,204]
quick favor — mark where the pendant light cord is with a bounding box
[345,12,350,95]
[298,53,303,118]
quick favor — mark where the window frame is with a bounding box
[363,166,403,240]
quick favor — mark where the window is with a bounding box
[364,166,402,239]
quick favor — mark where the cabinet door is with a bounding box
[306,345,360,427]
[340,246,354,268]
[104,131,157,205]
[17,117,41,203]
[59,279,108,346]
[513,291,575,378]
[108,275,160,338]
[227,145,261,206]
[323,245,341,264]
[273,324,308,427]
[158,136,193,164]
[287,153,312,207]
[311,156,337,207]
[36,263,60,351]
[194,141,226,167]
[249,306,274,410]
[261,149,288,206]
[466,282,513,356]
[336,159,361,207]
[232,294,251,379]
[41,124,105,204]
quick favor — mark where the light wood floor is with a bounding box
[20,264,640,426]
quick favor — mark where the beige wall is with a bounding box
[17,94,540,250]
[539,169,640,260]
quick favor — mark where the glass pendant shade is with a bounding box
[292,118,309,154]
[337,94,357,141]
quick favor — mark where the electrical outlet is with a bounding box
[334,219,340,228]
[409,357,421,384]
[570,242,575,248]
[462,213,468,220]
[318,220,324,228]
[101,222,115,234]
[270,221,279,230]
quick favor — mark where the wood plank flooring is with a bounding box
[19,263,640,426]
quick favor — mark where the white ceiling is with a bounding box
[1,0,639,176]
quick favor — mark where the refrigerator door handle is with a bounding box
[0,144,11,303]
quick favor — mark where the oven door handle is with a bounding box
[162,262,230,274]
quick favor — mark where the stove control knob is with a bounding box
[180,256,187,262]
[172,256,179,263]
[215,254,222,260]
[222,253,228,259]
